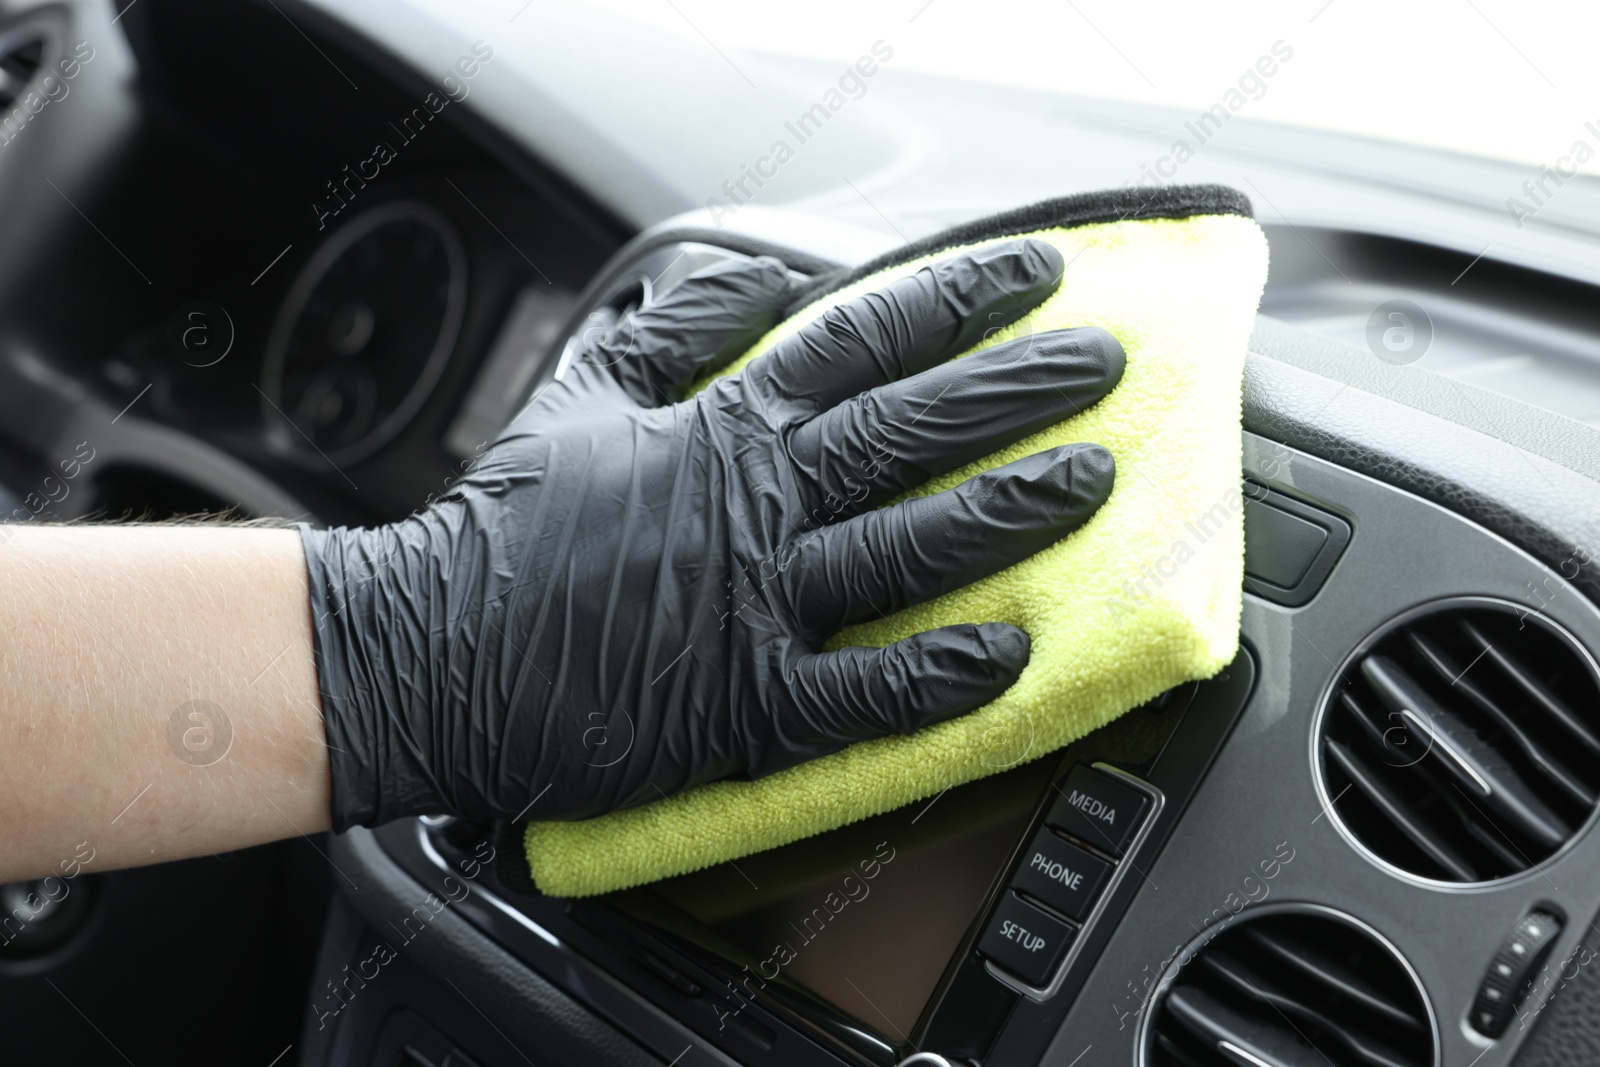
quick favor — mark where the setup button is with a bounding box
[1011,828,1111,921]
[977,891,1075,987]
[1046,765,1151,856]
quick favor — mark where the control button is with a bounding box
[1011,828,1112,921]
[1240,483,1352,608]
[1471,910,1562,1037]
[1046,766,1151,856]
[977,891,1075,987]
[1244,502,1328,588]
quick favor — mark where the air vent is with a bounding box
[1147,908,1434,1067]
[0,33,46,109]
[1316,598,1600,884]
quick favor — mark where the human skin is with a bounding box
[0,524,328,883]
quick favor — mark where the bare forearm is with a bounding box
[0,525,328,882]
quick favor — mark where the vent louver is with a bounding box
[1148,909,1434,1067]
[1317,599,1600,884]
[0,34,45,109]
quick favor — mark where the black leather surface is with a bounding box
[314,828,662,1067]
[1244,321,1600,607]
[1252,316,1600,487]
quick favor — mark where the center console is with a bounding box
[370,650,1253,1067]
[304,228,1600,1067]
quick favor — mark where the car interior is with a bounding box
[3,2,1600,1066]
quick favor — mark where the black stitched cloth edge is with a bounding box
[784,182,1253,314]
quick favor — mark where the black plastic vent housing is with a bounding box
[1147,908,1434,1067]
[0,32,46,109]
[1317,599,1600,884]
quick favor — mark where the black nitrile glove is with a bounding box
[301,238,1126,829]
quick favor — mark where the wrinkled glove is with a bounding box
[301,238,1126,829]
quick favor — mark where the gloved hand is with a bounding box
[301,238,1126,829]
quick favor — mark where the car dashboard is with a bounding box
[3,3,1600,1067]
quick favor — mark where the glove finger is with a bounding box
[787,325,1123,519]
[589,255,791,405]
[783,443,1113,639]
[746,622,1031,777]
[750,238,1064,414]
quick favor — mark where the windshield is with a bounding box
[582,0,1600,175]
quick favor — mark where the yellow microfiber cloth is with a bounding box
[523,186,1269,896]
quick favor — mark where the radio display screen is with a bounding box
[628,757,1057,1038]
[606,695,1189,1047]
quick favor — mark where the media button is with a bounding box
[1046,765,1151,856]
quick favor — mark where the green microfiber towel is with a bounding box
[523,186,1269,897]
